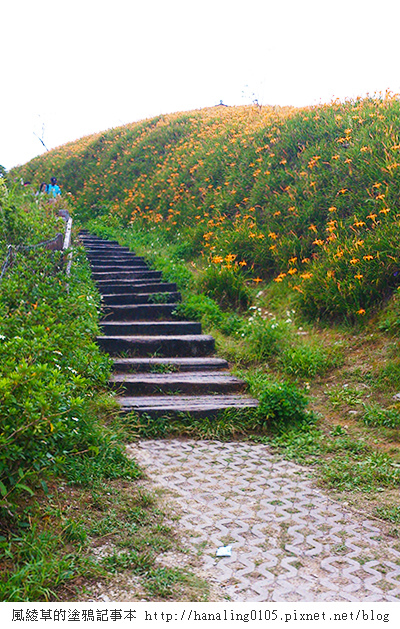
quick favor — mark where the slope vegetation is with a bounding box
[10,96,400,580]
[16,94,400,320]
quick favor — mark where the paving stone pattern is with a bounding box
[127,439,400,602]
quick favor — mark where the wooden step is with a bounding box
[80,238,120,245]
[92,270,163,281]
[100,292,181,305]
[80,231,260,419]
[85,246,131,253]
[88,257,147,266]
[95,278,166,290]
[96,334,215,357]
[102,304,178,321]
[95,282,178,295]
[118,395,259,418]
[112,357,229,373]
[90,263,149,272]
[100,320,201,336]
[110,372,245,395]
[86,251,142,258]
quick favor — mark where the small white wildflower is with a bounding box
[0,334,5,340]
[256,290,264,298]
[285,318,292,323]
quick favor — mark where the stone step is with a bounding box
[118,395,259,418]
[112,357,229,373]
[96,334,215,357]
[92,270,163,281]
[110,372,245,395]
[100,291,181,305]
[102,304,178,321]
[95,282,178,295]
[100,320,201,336]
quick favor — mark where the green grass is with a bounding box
[0,477,210,602]
[362,403,400,428]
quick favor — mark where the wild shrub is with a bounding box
[238,309,292,361]
[245,370,314,432]
[196,261,251,311]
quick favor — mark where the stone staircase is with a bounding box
[79,232,259,418]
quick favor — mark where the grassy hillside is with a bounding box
[11,96,400,544]
[15,93,400,321]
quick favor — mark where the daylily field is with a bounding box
[17,92,400,320]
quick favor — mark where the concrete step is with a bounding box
[100,291,181,305]
[118,395,259,418]
[110,372,245,395]
[112,357,229,373]
[96,334,215,357]
[92,270,163,281]
[100,320,201,336]
[95,282,178,295]
[102,304,178,321]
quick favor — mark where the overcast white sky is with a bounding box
[1,0,399,170]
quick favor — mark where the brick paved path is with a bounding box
[127,439,400,602]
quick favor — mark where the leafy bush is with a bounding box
[245,370,314,432]
[196,262,251,311]
[239,310,291,361]
[255,380,313,431]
